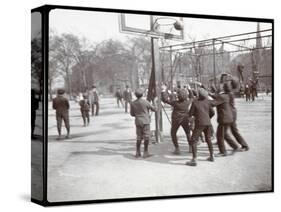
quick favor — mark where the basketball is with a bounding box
[174,20,183,30]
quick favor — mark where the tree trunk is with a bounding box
[65,66,72,99]
[131,61,139,90]
[48,79,53,101]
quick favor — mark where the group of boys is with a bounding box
[52,84,133,139]
[51,77,249,166]
[115,85,133,113]
[244,81,258,102]
[79,85,100,127]
[52,85,100,140]
[130,77,249,166]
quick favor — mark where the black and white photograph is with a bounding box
[30,5,273,205]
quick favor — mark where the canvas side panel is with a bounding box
[31,11,44,201]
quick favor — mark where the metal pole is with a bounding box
[197,55,202,83]
[221,42,224,75]
[178,53,181,85]
[150,16,163,142]
[161,35,272,52]
[160,29,272,49]
[170,46,173,90]
[212,39,217,88]
[161,46,271,56]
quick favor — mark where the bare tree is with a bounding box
[125,37,151,89]
[49,33,82,98]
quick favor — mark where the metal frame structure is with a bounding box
[160,28,272,88]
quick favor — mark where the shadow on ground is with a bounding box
[64,137,223,166]
[48,129,114,141]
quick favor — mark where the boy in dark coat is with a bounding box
[89,85,99,116]
[79,94,90,127]
[130,88,156,158]
[212,83,239,156]
[161,85,193,154]
[186,88,215,166]
[123,85,133,113]
[52,89,70,140]
[244,84,251,102]
[228,80,249,151]
[115,88,124,108]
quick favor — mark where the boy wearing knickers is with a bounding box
[186,88,215,166]
[130,88,156,158]
[161,86,193,154]
[52,88,70,140]
[79,94,90,127]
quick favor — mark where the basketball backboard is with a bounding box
[119,13,184,40]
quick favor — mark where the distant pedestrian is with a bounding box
[130,88,156,158]
[239,87,244,98]
[89,85,99,116]
[186,88,215,166]
[115,88,124,108]
[52,88,70,140]
[123,85,132,113]
[250,79,258,101]
[250,84,256,101]
[79,94,90,127]
[244,84,251,102]
[266,87,270,96]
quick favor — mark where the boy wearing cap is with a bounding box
[212,83,239,156]
[130,88,156,158]
[228,79,249,151]
[52,89,70,140]
[123,85,132,113]
[89,85,99,116]
[79,94,90,127]
[186,88,215,166]
[161,85,193,154]
[115,88,124,108]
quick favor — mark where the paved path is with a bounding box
[46,95,272,202]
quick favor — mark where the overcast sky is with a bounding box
[49,8,272,49]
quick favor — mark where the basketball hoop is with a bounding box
[154,17,178,26]
[153,17,184,32]
[119,14,184,41]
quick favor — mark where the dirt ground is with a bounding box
[44,94,272,202]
